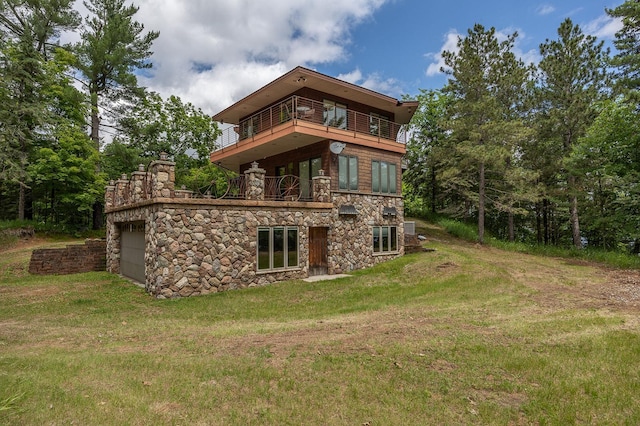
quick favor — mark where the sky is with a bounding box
[70,0,623,117]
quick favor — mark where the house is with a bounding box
[104,66,418,298]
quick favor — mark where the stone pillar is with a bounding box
[131,164,147,203]
[115,174,130,206]
[245,161,266,201]
[105,216,120,274]
[105,180,116,209]
[313,169,331,203]
[149,152,176,199]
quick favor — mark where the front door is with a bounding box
[309,227,328,276]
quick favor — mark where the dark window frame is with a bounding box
[371,160,397,194]
[338,155,358,191]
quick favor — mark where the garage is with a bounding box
[120,222,145,283]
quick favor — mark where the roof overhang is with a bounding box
[212,66,419,125]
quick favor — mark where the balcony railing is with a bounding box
[214,95,409,150]
[190,174,314,202]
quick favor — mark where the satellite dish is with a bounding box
[330,142,346,154]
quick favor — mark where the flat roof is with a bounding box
[212,66,418,124]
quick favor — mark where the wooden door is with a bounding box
[309,227,328,276]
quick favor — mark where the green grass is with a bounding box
[1,230,639,424]
[432,217,640,269]
[0,219,105,239]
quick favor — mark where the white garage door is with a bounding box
[120,222,145,283]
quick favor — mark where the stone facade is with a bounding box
[105,156,404,298]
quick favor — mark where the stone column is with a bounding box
[313,169,331,203]
[105,214,120,274]
[105,180,116,210]
[245,161,266,201]
[115,174,130,206]
[131,164,147,203]
[149,152,176,199]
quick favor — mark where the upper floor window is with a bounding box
[299,157,322,199]
[324,100,347,129]
[370,113,390,138]
[372,160,397,194]
[338,155,358,191]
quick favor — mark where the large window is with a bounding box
[373,226,398,253]
[299,157,322,199]
[257,227,299,271]
[324,100,347,129]
[370,112,390,138]
[338,155,358,191]
[372,160,397,194]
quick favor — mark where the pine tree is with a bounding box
[0,0,80,220]
[607,0,640,98]
[75,0,159,151]
[74,0,159,228]
[537,18,610,248]
[441,24,535,243]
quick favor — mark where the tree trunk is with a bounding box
[18,183,25,221]
[508,211,515,242]
[536,202,542,244]
[543,198,550,245]
[90,90,104,229]
[431,167,437,214]
[478,161,485,244]
[90,91,100,151]
[568,175,581,249]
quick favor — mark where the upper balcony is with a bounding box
[210,95,409,172]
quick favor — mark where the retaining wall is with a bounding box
[29,239,106,275]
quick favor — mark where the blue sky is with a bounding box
[73,0,621,116]
[317,0,621,98]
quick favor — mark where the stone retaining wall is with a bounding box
[29,239,106,275]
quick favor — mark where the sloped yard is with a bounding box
[1,223,639,425]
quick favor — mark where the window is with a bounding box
[240,115,259,139]
[257,227,299,271]
[324,100,347,129]
[276,163,293,176]
[372,160,397,194]
[338,155,358,191]
[299,157,322,199]
[370,113,390,138]
[373,226,398,253]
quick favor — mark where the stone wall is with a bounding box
[105,155,404,298]
[329,192,404,274]
[107,195,402,299]
[29,239,106,275]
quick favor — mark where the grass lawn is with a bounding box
[1,222,639,425]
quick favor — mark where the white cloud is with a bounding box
[536,4,556,16]
[337,68,403,97]
[128,0,388,114]
[583,14,622,40]
[425,30,461,76]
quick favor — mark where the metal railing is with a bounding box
[214,95,409,150]
[189,174,312,202]
[263,175,314,201]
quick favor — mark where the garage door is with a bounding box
[120,222,145,283]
